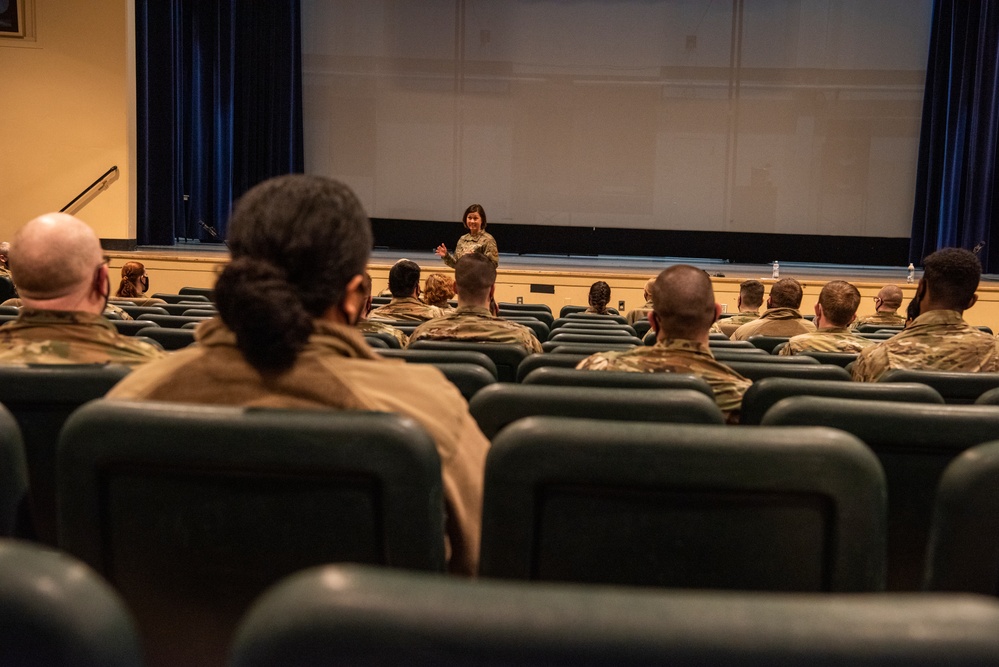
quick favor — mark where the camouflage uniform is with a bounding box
[369,297,443,322]
[852,310,999,382]
[730,307,817,340]
[625,300,654,325]
[0,309,164,365]
[852,311,906,329]
[710,310,761,338]
[408,305,543,354]
[778,327,874,356]
[106,318,488,575]
[575,338,751,423]
[357,318,409,347]
[2,298,133,320]
[442,232,499,268]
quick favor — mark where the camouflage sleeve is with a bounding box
[442,252,456,268]
[481,235,499,266]
[575,353,611,370]
[777,341,795,356]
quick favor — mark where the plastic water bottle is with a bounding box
[772,261,780,279]
[907,263,915,284]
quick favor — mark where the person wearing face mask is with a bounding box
[435,203,498,268]
[0,213,164,365]
[107,175,489,575]
[114,261,166,306]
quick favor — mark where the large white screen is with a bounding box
[302,0,931,237]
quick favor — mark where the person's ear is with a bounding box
[489,284,496,300]
[94,263,110,298]
[813,302,822,319]
[340,274,366,325]
[736,295,743,309]
[968,293,979,309]
[766,296,773,309]
[714,303,722,322]
[648,310,659,333]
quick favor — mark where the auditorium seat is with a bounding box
[550,317,633,331]
[179,286,215,300]
[363,335,389,348]
[547,326,636,341]
[136,313,211,329]
[565,312,628,324]
[747,335,790,353]
[799,351,859,367]
[559,305,620,318]
[469,385,724,439]
[57,400,446,667]
[157,302,216,316]
[502,317,550,340]
[379,348,499,380]
[361,330,401,349]
[740,377,945,426]
[0,364,131,544]
[632,319,652,338]
[429,362,497,401]
[498,308,554,327]
[0,539,143,667]
[111,320,159,336]
[497,301,552,315]
[0,305,19,316]
[549,333,644,346]
[924,440,999,594]
[480,417,885,591]
[521,366,715,399]
[723,360,850,381]
[151,292,211,304]
[181,308,218,318]
[975,387,999,405]
[762,396,999,590]
[515,353,589,382]
[879,369,999,404]
[115,305,169,319]
[139,327,196,350]
[708,339,758,349]
[543,342,637,354]
[236,571,999,667]
[0,406,26,537]
[409,340,528,382]
[856,324,903,334]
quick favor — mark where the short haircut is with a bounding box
[588,281,611,312]
[651,265,716,339]
[923,248,981,310]
[877,284,903,310]
[424,273,456,308]
[643,277,655,301]
[739,279,765,308]
[388,259,421,298]
[818,280,861,327]
[359,273,373,301]
[9,213,103,300]
[463,204,487,230]
[454,253,496,301]
[769,277,804,309]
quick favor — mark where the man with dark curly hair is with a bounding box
[852,248,998,381]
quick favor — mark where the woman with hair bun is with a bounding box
[435,204,498,268]
[106,174,488,575]
[114,261,166,306]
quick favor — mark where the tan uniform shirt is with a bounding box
[852,311,906,329]
[730,307,817,340]
[778,327,875,355]
[370,297,443,322]
[357,319,409,347]
[0,309,164,365]
[625,301,654,325]
[442,232,499,268]
[106,318,488,574]
[408,305,543,354]
[575,338,751,423]
[710,310,762,338]
[852,310,999,382]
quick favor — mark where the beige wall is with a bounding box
[0,0,132,242]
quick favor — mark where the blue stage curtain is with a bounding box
[911,0,999,272]
[136,0,303,246]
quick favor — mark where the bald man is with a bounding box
[576,264,751,423]
[0,213,164,365]
[852,284,906,330]
[624,277,656,325]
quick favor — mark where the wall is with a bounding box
[0,0,132,242]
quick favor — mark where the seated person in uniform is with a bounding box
[0,213,164,365]
[423,273,456,312]
[356,273,409,348]
[369,259,443,322]
[853,248,999,382]
[852,284,905,330]
[730,277,817,340]
[625,277,655,325]
[779,280,874,356]
[710,279,764,338]
[576,264,751,424]
[408,253,543,354]
[106,175,488,574]
[114,261,167,307]
[584,281,612,315]
[0,242,11,277]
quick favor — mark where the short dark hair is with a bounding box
[454,253,495,301]
[769,277,804,309]
[652,265,716,339]
[463,204,487,230]
[388,259,421,298]
[588,281,611,313]
[923,247,981,310]
[818,280,861,327]
[739,279,765,308]
[214,175,371,373]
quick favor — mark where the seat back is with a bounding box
[231,564,999,667]
[497,302,552,315]
[502,317,549,341]
[178,286,214,300]
[0,539,143,667]
[497,308,554,326]
[565,311,627,324]
[799,351,859,367]
[111,320,159,336]
[151,292,211,304]
[549,333,644,346]
[430,362,497,401]
[480,417,885,591]
[548,327,636,340]
[560,305,620,318]
[925,441,999,594]
[747,335,790,353]
[724,360,851,381]
[857,324,903,334]
[0,406,26,537]
[521,366,714,398]
[377,348,498,379]
[762,396,999,589]
[470,385,724,439]
[880,369,999,404]
[551,318,633,331]
[0,276,17,303]
[58,400,445,667]
[362,330,401,349]
[140,327,196,350]
[515,353,589,381]
[136,313,211,328]
[740,377,945,426]
[0,364,131,544]
[408,340,528,382]
[117,305,170,318]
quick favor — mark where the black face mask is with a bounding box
[140,276,149,292]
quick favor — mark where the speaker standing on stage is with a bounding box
[435,204,498,268]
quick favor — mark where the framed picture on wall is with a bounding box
[0,0,24,38]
